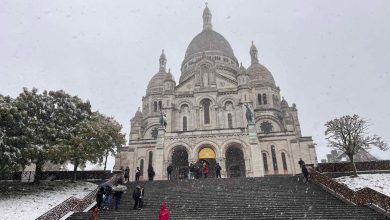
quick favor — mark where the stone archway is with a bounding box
[198,147,217,178]
[225,144,246,178]
[170,146,189,179]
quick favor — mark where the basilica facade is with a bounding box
[114,6,317,180]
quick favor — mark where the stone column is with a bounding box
[154,127,166,180]
[247,122,264,177]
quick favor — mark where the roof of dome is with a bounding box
[184,29,236,61]
[182,6,237,66]
[164,69,175,82]
[131,107,143,122]
[238,63,247,75]
[247,63,276,87]
[147,71,171,94]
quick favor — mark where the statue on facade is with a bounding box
[244,103,253,124]
[160,111,167,128]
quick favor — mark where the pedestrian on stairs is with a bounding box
[298,158,305,168]
[189,163,195,180]
[135,167,140,181]
[124,166,130,183]
[215,163,222,178]
[133,185,145,210]
[113,181,127,210]
[96,186,105,209]
[167,164,173,180]
[158,201,170,220]
[148,166,155,181]
[202,162,209,178]
[301,164,310,183]
[89,205,100,220]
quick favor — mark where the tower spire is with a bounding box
[203,3,212,30]
[159,49,167,72]
[250,41,259,64]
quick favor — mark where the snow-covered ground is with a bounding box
[0,181,97,220]
[334,174,390,197]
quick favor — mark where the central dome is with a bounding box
[184,29,236,61]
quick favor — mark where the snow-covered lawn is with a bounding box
[334,174,390,197]
[0,181,97,220]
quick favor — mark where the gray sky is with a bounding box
[1,0,390,170]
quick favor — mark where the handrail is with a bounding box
[36,174,119,220]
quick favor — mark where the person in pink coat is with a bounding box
[158,201,170,220]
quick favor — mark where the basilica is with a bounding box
[114,5,317,180]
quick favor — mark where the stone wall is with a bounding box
[317,160,390,173]
[0,170,112,181]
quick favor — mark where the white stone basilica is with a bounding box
[114,6,317,180]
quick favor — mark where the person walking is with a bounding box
[103,184,113,210]
[158,201,170,220]
[96,186,105,209]
[132,185,145,210]
[188,163,194,180]
[112,181,127,210]
[301,164,309,183]
[215,163,222,178]
[135,167,140,181]
[167,164,173,180]
[298,158,305,168]
[124,166,130,183]
[202,162,209,178]
[89,205,100,220]
[148,166,155,181]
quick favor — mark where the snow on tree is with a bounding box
[0,95,29,177]
[325,114,388,177]
[51,112,125,182]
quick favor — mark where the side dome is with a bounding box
[247,63,276,87]
[247,42,276,87]
[146,50,176,95]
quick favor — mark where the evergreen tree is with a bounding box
[51,112,125,182]
[0,95,28,177]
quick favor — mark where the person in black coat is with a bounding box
[124,167,130,182]
[215,163,222,178]
[148,166,155,181]
[96,186,105,209]
[298,158,305,168]
[302,164,309,183]
[132,185,145,210]
[167,164,173,180]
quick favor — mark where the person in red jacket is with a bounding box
[158,201,170,220]
[202,162,209,178]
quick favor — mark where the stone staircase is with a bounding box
[67,176,386,219]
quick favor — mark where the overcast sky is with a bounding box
[1,0,389,169]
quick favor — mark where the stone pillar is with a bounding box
[154,127,166,180]
[247,122,264,177]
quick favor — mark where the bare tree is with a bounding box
[325,114,388,177]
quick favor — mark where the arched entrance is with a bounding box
[225,145,246,177]
[198,147,217,178]
[170,146,189,179]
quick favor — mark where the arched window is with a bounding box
[154,101,158,112]
[148,152,153,168]
[271,145,278,172]
[262,153,268,172]
[140,159,144,176]
[281,152,288,171]
[158,101,162,111]
[257,94,262,105]
[183,116,187,131]
[202,99,211,124]
[227,113,233,128]
[263,94,267,104]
